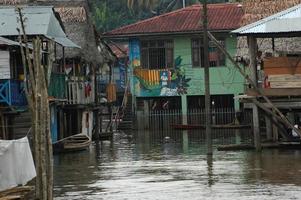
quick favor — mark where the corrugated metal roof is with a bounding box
[104,3,244,37]
[0,6,79,48]
[232,3,301,35]
[0,36,19,46]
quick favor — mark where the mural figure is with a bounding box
[132,55,191,96]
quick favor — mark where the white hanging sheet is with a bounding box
[0,136,36,191]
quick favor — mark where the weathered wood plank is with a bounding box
[268,74,301,82]
[270,81,301,88]
[246,88,301,96]
[264,57,301,68]
[265,67,301,75]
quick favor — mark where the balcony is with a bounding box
[0,79,27,106]
[48,73,66,99]
[66,77,94,105]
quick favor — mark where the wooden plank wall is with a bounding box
[264,57,301,89]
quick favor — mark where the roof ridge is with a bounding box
[104,2,241,35]
[104,4,199,35]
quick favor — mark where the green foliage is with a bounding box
[92,0,231,32]
[92,0,143,32]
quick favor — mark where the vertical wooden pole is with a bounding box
[202,0,212,155]
[143,100,149,129]
[265,115,272,141]
[94,63,100,142]
[248,36,261,151]
[272,116,278,142]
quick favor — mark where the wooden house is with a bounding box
[0,0,116,141]
[49,0,116,139]
[232,3,301,145]
[0,6,79,141]
[103,3,245,125]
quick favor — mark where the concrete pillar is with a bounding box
[182,130,189,154]
[181,95,187,125]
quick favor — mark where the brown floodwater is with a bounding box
[53,130,301,200]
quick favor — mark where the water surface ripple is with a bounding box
[54,131,301,200]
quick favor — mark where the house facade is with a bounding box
[104,3,245,119]
[233,3,301,144]
[0,2,116,142]
[0,6,79,140]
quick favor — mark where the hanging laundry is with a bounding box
[0,137,36,192]
[84,82,92,97]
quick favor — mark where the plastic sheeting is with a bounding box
[0,137,36,191]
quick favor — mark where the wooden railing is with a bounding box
[0,79,27,106]
[66,77,94,104]
[134,68,165,85]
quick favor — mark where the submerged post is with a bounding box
[202,0,212,155]
[94,63,100,142]
[248,36,261,151]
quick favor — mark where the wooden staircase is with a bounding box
[117,95,133,130]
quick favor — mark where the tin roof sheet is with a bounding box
[0,6,79,48]
[232,3,301,35]
[104,3,244,37]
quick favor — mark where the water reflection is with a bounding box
[54,130,301,200]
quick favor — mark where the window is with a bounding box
[141,40,173,69]
[192,39,226,67]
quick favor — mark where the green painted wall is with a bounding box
[129,35,245,110]
[173,35,245,109]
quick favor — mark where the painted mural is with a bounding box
[132,55,191,97]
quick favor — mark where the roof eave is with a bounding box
[102,29,235,39]
[234,31,301,38]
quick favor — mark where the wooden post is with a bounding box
[143,100,149,129]
[94,63,100,142]
[248,36,261,151]
[208,31,301,137]
[265,115,272,141]
[272,116,278,142]
[201,0,212,155]
[17,8,53,200]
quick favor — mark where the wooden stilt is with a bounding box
[143,100,149,130]
[248,36,261,151]
[265,115,273,140]
[272,116,279,142]
[207,31,301,138]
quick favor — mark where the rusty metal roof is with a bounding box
[103,3,244,37]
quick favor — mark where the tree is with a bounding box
[17,7,54,200]
[92,0,230,32]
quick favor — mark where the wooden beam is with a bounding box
[248,35,261,151]
[265,115,272,141]
[246,88,301,97]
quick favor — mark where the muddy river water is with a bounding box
[54,130,301,200]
